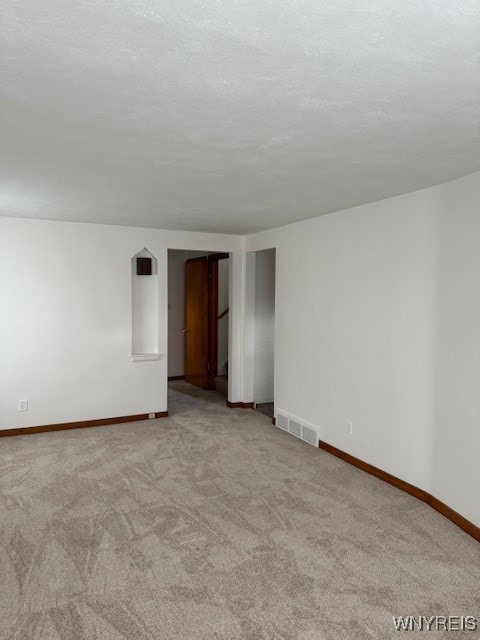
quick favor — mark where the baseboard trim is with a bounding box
[168,375,185,381]
[0,411,169,438]
[428,496,480,542]
[318,441,480,542]
[226,401,254,409]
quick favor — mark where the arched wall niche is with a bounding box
[131,248,160,361]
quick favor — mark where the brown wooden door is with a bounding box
[185,258,210,388]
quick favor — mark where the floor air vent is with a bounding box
[275,411,320,447]
[301,424,319,446]
[288,420,302,438]
[276,412,289,431]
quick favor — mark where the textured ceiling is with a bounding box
[1,0,479,234]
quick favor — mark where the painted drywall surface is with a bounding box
[429,174,480,526]
[245,172,480,526]
[132,248,159,355]
[243,252,257,404]
[167,250,188,377]
[254,250,275,403]
[217,258,229,375]
[247,198,437,494]
[0,218,243,429]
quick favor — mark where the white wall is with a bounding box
[167,250,188,377]
[245,172,480,527]
[0,218,244,428]
[430,175,480,527]
[132,249,159,355]
[254,249,275,403]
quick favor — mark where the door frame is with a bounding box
[243,248,277,406]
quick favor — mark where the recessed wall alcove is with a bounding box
[131,248,160,361]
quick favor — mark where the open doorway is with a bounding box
[167,250,230,397]
[248,248,276,419]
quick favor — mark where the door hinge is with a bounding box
[206,362,210,371]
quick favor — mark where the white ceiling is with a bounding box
[1,0,479,234]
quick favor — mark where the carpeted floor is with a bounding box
[1,381,479,639]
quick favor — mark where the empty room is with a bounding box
[1,1,479,639]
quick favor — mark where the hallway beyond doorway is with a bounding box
[254,402,274,420]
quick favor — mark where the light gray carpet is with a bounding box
[1,381,479,639]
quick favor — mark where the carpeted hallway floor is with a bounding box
[1,381,479,639]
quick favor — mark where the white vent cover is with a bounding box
[288,419,302,438]
[301,424,319,446]
[276,412,289,431]
[275,411,320,447]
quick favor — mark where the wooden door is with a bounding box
[185,258,210,388]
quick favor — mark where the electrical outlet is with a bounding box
[346,420,353,435]
[19,399,29,412]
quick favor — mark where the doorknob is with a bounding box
[182,328,189,333]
